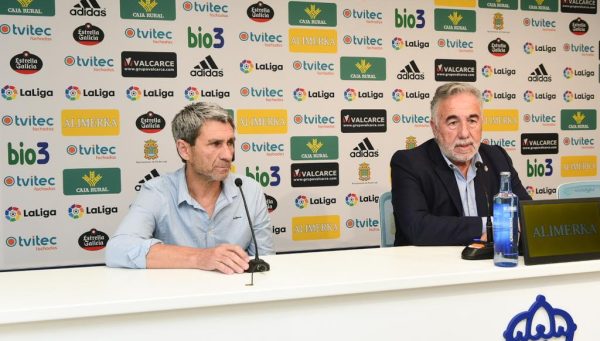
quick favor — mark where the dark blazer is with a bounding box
[390,138,531,246]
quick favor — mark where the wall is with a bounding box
[1,0,598,270]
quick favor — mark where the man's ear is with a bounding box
[175,139,191,161]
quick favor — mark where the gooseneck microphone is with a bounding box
[234,178,270,273]
[461,161,495,260]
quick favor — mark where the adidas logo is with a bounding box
[190,55,224,77]
[350,137,379,157]
[70,0,106,16]
[528,63,552,82]
[397,60,425,80]
[135,169,160,191]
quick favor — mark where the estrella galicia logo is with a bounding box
[264,194,277,213]
[10,51,43,74]
[121,51,177,78]
[488,37,509,56]
[136,111,165,133]
[569,17,588,35]
[78,228,109,251]
[504,295,576,341]
[247,1,274,22]
[73,23,104,45]
[291,162,339,187]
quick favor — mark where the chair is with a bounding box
[379,191,396,247]
[557,180,600,199]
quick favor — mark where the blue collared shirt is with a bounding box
[105,167,274,268]
[441,152,487,233]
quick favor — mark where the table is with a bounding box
[1,246,598,340]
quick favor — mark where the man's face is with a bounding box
[431,92,482,166]
[182,120,235,182]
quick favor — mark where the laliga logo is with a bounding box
[481,65,493,78]
[126,86,142,101]
[65,85,81,101]
[240,59,254,73]
[4,206,22,222]
[523,90,535,103]
[293,88,307,101]
[504,295,576,341]
[344,88,357,101]
[345,193,359,206]
[68,204,85,219]
[391,88,404,102]
[482,89,493,103]
[294,195,309,209]
[185,86,200,101]
[563,91,574,103]
[2,85,17,100]
[391,37,404,50]
[563,67,574,79]
[525,185,535,198]
[523,42,534,54]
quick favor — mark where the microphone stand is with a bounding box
[234,178,270,279]
[462,162,494,260]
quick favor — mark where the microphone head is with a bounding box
[234,178,243,187]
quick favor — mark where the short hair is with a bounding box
[171,102,234,145]
[430,83,482,125]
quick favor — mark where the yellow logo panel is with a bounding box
[561,156,597,177]
[483,109,519,131]
[434,0,476,7]
[289,28,337,53]
[292,215,340,241]
[61,109,120,136]
[237,109,288,134]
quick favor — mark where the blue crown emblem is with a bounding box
[504,295,577,341]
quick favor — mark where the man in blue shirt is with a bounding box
[106,102,274,274]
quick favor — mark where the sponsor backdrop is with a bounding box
[1,0,598,270]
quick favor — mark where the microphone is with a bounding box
[234,178,270,273]
[461,161,494,260]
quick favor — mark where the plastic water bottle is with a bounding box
[492,172,519,267]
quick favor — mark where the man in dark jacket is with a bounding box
[390,83,531,246]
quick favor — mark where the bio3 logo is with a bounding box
[245,165,281,187]
[7,142,50,165]
[187,26,224,48]
[526,158,553,177]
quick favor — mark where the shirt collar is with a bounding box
[176,167,238,205]
[440,149,482,174]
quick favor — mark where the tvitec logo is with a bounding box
[0,23,52,39]
[64,54,114,71]
[342,8,383,23]
[292,113,335,128]
[292,59,334,75]
[182,1,229,17]
[4,175,56,191]
[2,114,54,131]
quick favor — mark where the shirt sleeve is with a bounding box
[104,183,164,268]
[248,182,275,256]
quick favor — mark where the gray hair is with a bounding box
[430,83,482,126]
[171,102,234,145]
